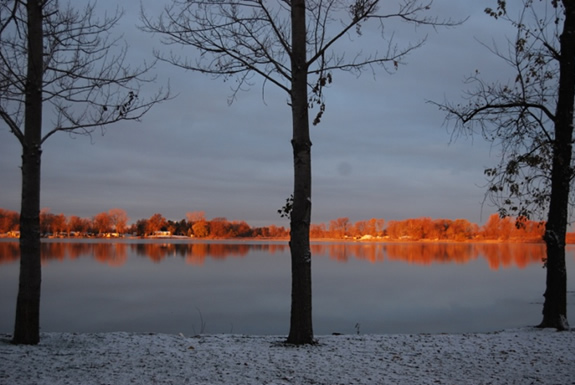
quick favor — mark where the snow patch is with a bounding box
[1,329,573,384]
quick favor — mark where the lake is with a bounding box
[1,240,574,335]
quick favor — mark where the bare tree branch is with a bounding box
[0,0,170,146]
[0,108,23,144]
[433,0,572,227]
[141,0,461,107]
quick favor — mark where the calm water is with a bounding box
[1,240,574,335]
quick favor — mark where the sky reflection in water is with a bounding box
[0,240,573,335]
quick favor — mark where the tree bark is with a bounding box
[539,1,574,331]
[12,0,44,345]
[287,0,314,345]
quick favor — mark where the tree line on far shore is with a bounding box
[0,207,559,242]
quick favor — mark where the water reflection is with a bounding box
[1,240,573,335]
[308,242,547,269]
[0,240,550,269]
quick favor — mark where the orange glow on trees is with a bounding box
[191,220,209,238]
[146,213,167,235]
[67,216,90,235]
[93,212,112,235]
[186,211,206,223]
[108,208,129,235]
[0,207,559,242]
[0,209,19,234]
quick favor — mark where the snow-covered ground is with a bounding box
[1,328,573,385]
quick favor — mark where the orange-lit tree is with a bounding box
[191,220,210,238]
[67,215,89,236]
[445,218,476,242]
[51,213,67,236]
[310,223,327,239]
[329,217,350,239]
[366,218,384,237]
[93,212,112,235]
[146,213,168,235]
[143,0,457,344]
[109,208,129,235]
[0,209,19,234]
[186,211,206,224]
[436,0,574,329]
[0,1,167,344]
[209,217,232,238]
[39,209,54,236]
[482,213,502,240]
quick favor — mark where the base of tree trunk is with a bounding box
[537,316,570,331]
[285,336,318,345]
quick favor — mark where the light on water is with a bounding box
[1,240,574,335]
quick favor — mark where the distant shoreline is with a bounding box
[0,234,552,243]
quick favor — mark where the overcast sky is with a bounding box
[0,1,524,227]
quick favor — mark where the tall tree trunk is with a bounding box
[287,0,314,345]
[12,0,44,345]
[539,1,574,331]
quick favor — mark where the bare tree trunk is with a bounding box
[287,0,314,345]
[12,0,44,345]
[539,1,574,331]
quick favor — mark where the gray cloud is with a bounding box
[0,1,517,227]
